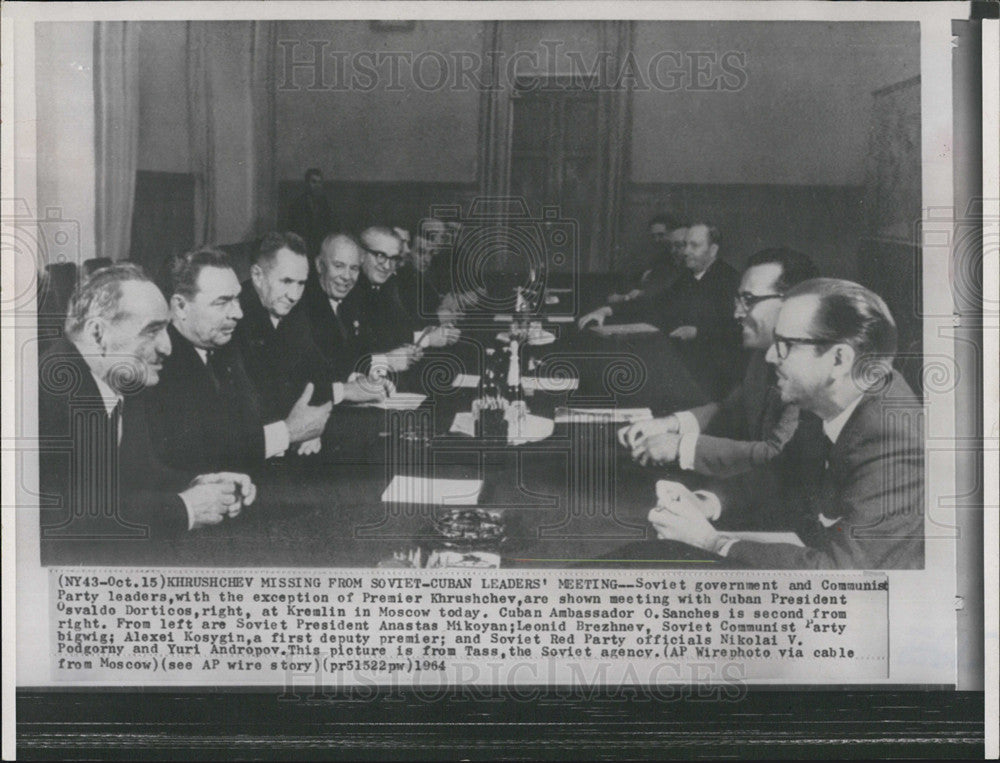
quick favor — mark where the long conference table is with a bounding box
[45,296,753,569]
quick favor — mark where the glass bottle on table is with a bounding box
[512,286,530,342]
[476,348,508,439]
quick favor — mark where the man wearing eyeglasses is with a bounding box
[353,226,460,355]
[647,278,924,569]
[619,248,818,479]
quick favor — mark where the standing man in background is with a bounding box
[287,168,341,258]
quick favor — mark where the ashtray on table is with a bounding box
[433,508,506,548]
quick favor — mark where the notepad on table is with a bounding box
[727,531,805,547]
[591,323,660,336]
[381,476,483,505]
[521,376,579,393]
[554,407,653,424]
[451,374,481,389]
[357,392,426,410]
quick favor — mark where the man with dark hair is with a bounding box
[648,278,924,569]
[619,247,819,478]
[287,168,340,257]
[38,263,256,556]
[606,214,687,305]
[234,232,336,456]
[145,247,332,471]
[352,225,459,354]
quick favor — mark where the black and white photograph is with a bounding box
[4,1,994,758]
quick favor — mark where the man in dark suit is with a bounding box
[352,225,459,354]
[144,248,333,472]
[394,230,450,322]
[619,248,819,479]
[648,278,924,569]
[302,232,421,381]
[580,222,742,393]
[38,263,256,554]
[286,168,341,257]
[606,214,687,306]
[233,232,343,456]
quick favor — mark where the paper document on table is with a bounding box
[727,531,805,547]
[451,374,480,389]
[358,393,426,409]
[521,376,579,393]
[493,314,514,322]
[591,323,660,335]
[554,407,653,423]
[381,476,483,505]
[449,412,476,436]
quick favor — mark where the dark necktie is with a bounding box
[109,398,123,447]
[205,350,234,396]
[331,302,350,342]
[204,350,221,393]
[822,433,834,470]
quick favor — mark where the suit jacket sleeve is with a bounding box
[692,402,800,479]
[726,414,924,569]
[691,266,740,347]
[120,395,195,538]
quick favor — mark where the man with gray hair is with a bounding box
[647,278,924,569]
[38,263,256,557]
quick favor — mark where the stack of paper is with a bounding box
[357,392,426,409]
[591,323,660,336]
[727,531,805,547]
[451,374,481,389]
[521,376,579,393]
[554,407,653,424]
[381,476,483,505]
[449,411,555,445]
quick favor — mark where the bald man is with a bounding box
[303,231,423,381]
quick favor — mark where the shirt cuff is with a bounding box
[677,433,698,470]
[178,490,196,531]
[413,330,423,344]
[370,354,389,375]
[693,490,723,521]
[264,421,290,458]
[674,410,700,435]
[332,382,345,405]
[713,536,739,557]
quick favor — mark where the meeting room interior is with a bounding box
[28,19,925,570]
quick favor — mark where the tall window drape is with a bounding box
[591,21,634,274]
[477,21,513,203]
[186,22,215,245]
[250,21,278,237]
[94,21,140,263]
[477,20,633,272]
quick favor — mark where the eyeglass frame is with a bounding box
[734,292,783,310]
[361,244,404,267]
[771,332,836,360]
